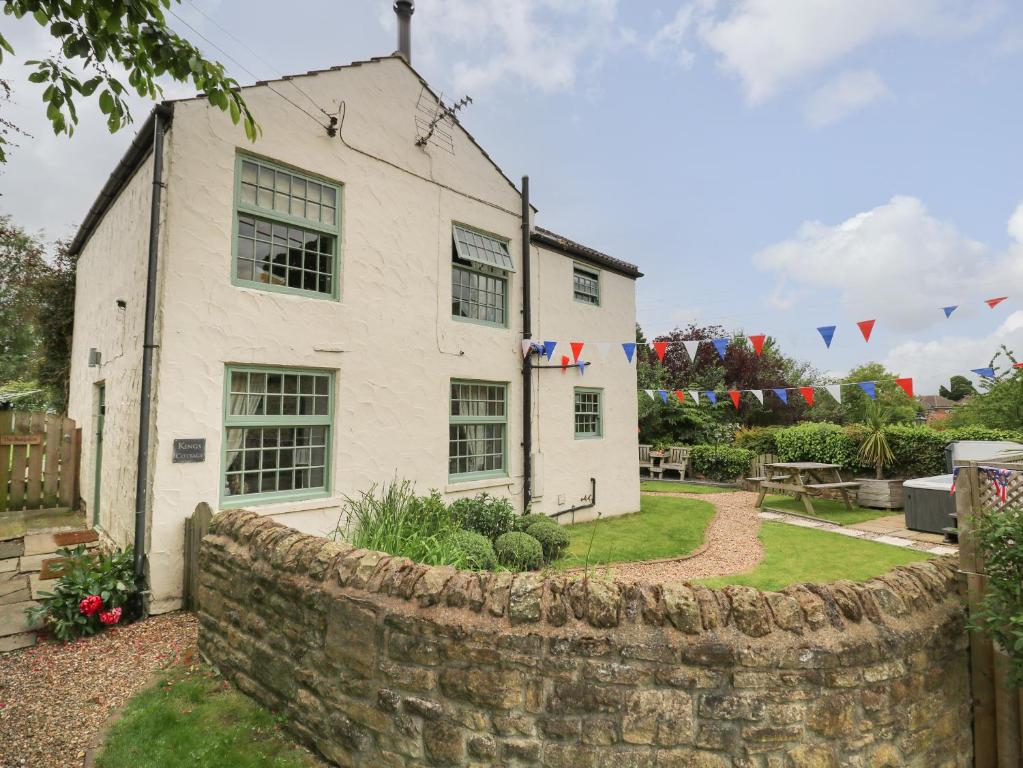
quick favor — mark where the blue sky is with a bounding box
[2,0,1022,392]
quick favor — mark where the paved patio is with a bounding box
[758,508,958,555]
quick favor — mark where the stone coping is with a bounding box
[209,509,961,640]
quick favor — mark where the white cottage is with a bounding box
[67,13,641,612]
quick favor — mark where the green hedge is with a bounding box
[688,445,755,482]
[772,422,1023,477]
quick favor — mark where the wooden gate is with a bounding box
[0,411,81,513]
[956,458,1023,767]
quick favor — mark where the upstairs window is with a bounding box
[234,156,341,299]
[573,264,600,305]
[451,224,513,327]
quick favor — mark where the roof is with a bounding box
[531,226,642,280]
[918,394,958,410]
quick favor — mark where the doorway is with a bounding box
[92,383,105,526]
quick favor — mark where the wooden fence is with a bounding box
[0,411,81,513]
[956,459,1023,767]
[183,502,213,611]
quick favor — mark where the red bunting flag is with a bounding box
[1015,363,1023,369]
[749,334,766,356]
[570,342,584,362]
[895,377,914,398]
[674,390,686,404]
[652,341,668,361]
[986,296,1008,309]
[560,355,570,373]
[857,320,876,342]
[728,390,741,409]
[799,387,815,407]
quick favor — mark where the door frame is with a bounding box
[92,382,105,526]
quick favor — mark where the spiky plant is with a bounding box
[858,400,895,480]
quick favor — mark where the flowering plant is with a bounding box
[27,545,136,641]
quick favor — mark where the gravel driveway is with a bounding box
[0,612,197,768]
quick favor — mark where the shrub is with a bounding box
[513,513,551,532]
[447,530,497,571]
[494,532,544,571]
[775,423,860,468]
[688,445,754,482]
[449,493,517,540]
[340,480,463,566]
[27,545,136,641]
[733,426,781,455]
[526,521,570,563]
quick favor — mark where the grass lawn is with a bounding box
[556,494,715,568]
[762,494,893,526]
[641,480,732,494]
[96,663,319,768]
[700,521,931,592]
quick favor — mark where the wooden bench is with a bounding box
[805,482,861,490]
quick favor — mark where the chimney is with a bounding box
[394,1,414,63]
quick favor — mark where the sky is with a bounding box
[2,0,1023,393]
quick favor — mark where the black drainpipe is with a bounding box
[133,105,171,598]
[547,478,596,524]
[521,175,531,514]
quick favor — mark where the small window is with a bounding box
[234,156,341,299]
[451,225,510,327]
[449,380,507,479]
[573,264,600,305]
[574,388,602,438]
[223,366,332,503]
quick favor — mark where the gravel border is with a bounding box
[0,612,197,768]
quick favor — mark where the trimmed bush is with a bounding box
[513,513,550,532]
[733,426,781,455]
[448,530,497,571]
[775,423,858,469]
[526,521,569,563]
[450,493,517,540]
[689,445,754,482]
[494,531,544,571]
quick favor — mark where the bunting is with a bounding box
[711,338,729,360]
[683,340,701,360]
[577,360,586,375]
[895,377,914,398]
[521,339,534,358]
[644,389,655,400]
[570,342,584,363]
[659,390,669,404]
[749,334,766,356]
[729,390,741,409]
[622,343,636,363]
[972,367,996,378]
[653,341,668,361]
[817,326,836,348]
[986,297,1008,309]
[689,390,700,404]
[799,386,815,406]
[674,390,685,404]
[825,384,842,403]
[857,381,876,400]
[857,320,875,342]
[750,389,764,404]
[773,388,788,404]
[704,391,717,405]
[943,306,957,318]
[543,341,557,361]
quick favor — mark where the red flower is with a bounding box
[79,595,103,616]
[99,607,122,626]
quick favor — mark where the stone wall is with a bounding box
[197,510,973,768]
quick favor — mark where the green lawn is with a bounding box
[761,494,893,526]
[557,494,715,568]
[96,663,318,768]
[640,480,732,494]
[700,521,931,591]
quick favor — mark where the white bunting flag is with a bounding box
[594,342,611,360]
[688,389,701,404]
[683,340,701,360]
[644,389,656,401]
[750,389,764,405]
[521,339,533,358]
[825,384,843,403]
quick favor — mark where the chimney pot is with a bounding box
[394,0,414,63]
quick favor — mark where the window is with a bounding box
[451,224,512,326]
[449,380,507,479]
[573,264,600,305]
[234,156,341,299]
[574,388,602,438]
[223,366,332,503]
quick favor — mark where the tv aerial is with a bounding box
[414,88,472,153]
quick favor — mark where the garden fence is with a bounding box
[0,411,80,514]
[955,458,1023,767]
[183,502,214,611]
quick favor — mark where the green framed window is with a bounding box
[222,366,333,504]
[573,264,600,305]
[574,388,603,438]
[233,155,341,299]
[451,224,511,327]
[449,380,507,479]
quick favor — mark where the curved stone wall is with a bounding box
[198,510,972,768]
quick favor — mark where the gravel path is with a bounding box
[0,612,197,768]
[604,490,765,582]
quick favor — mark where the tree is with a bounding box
[33,239,77,410]
[0,216,46,383]
[0,0,258,163]
[939,375,976,402]
[952,347,1023,430]
[805,362,919,425]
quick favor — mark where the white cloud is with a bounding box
[753,196,1023,332]
[884,311,1023,392]
[803,69,891,126]
[1008,200,1023,243]
[645,1,717,68]
[396,0,634,95]
[651,0,998,104]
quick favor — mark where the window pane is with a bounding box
[451,265,506,326]
[237,159,339,229]
[449,381,507,478]
[235,214,336,295]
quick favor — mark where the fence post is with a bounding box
[183,502,214,612]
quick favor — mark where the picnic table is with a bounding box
[752,462,860,517]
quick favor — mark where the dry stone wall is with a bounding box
[198,510,973,768]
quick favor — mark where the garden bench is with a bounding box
[660,446,690,480]
[639,445,658,478]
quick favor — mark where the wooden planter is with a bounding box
[854,478,906,510]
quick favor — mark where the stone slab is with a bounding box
[0,575,29,599]
[17,553,48,573]
[28,574,50,600]
[0,600,37,636]
[928,546,959,556]
[22,533,60,557]
[874,535,914,548]
[0,557,17,574]
[830,528,867,538]
[0,587,31,606]
[0,539,24,559]
[53,529,99,547]
[0,631,36,653]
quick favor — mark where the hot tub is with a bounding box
[903,474,956,535]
